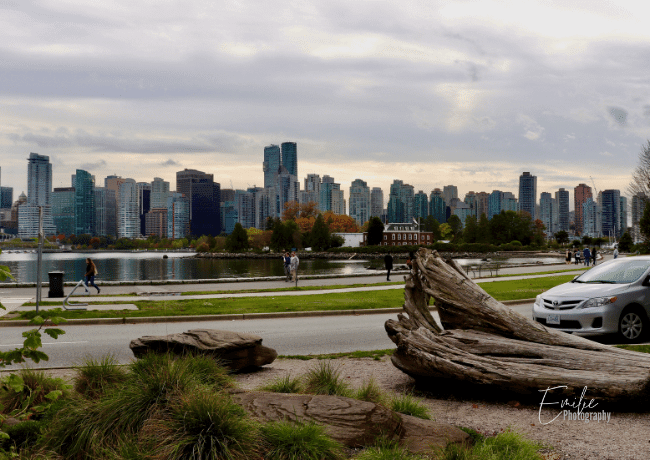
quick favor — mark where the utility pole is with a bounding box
[35,206,44,313]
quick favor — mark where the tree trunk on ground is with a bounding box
[385,248,650,404]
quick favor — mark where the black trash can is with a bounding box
[48,271,65,298]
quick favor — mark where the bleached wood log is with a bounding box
[385,248,650,402]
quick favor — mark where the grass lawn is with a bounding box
[13,274,576,321]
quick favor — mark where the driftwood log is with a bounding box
[385,248,650,404]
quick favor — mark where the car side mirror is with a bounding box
[643,275,650,287]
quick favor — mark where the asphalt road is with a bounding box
[0,304,534,370]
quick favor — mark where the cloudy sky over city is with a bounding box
[2,0,650,205]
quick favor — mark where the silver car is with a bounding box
[533,256,650,343]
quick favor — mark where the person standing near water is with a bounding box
[85,258,100,294]
[282,252,291,282]
[384,253,393,281]
[290,251,299,282]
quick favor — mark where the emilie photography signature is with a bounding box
[538,385,611,425]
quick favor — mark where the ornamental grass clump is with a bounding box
[260,420,344,460]
[389,393,431,420]
[353,378,385,404]
[303,361,351,397]
[260,374,303,394]
[74,354,127,399]
[141,388,258,460]
[0,368,69,416]
[352,437,426,460]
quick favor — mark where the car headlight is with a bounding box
[535,294,542,307]
[579,296,617,309]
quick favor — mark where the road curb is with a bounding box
[0,300,534,328]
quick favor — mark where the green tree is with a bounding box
[447,215,463,240]
[462,215,478,243]
[476,213,491,244]
[582,235,593,246]
[618,232,633,252]
[226,223,249,252]
[270,219,293,252]
[420,216,441,241]
[554,230,569,245]
[310,214,330,251]
[366,217,384,246]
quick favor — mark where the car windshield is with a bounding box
[574,259,650,284]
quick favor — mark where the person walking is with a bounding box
[614,247,619,259]
[282,252,291,282]
[290,251,299,282]
[565,248,571,265]
[583,247,590,266]
[592,247,597,266]
[384,253,393,281]
[574,249,580,265]
[85,257,100,294]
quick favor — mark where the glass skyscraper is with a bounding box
[281,142,297,178]
[75,169,95,235]
[518,172,537,220]
[263,145,281,189]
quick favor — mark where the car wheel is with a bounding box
[618,307,648,343]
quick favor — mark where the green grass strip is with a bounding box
[616,344,650,353]
[14,275,575,320]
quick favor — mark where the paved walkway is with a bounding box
[0,256,605,319]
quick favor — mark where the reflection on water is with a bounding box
[0,251,564,283]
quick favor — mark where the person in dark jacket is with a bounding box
[592,247,597,266]
[85,258,100,294]
[384,253,393,281]
[283,252,291,282]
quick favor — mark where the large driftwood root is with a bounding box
[385,249,650,403]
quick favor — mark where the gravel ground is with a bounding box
[6,358,650,460]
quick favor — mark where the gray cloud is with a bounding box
[608,107,628,125]
[79,159,107,170]
[160,159,179,166]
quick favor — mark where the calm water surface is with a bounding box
[0,251,563,283]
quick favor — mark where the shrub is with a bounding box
[354,378,385,404]
[0,369,69,416]
[437,429,543,460]
[260,420,344,460]
[74,354,127,399]
[390,393,431,420]
[304,361,351,397]
[260,374,303,394]
[353,437,424,460]
[142,389,258,460]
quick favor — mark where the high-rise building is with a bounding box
[176,169,221,236]
[631,194,645,242]
[150,177,170,210]
[94,187,117,237]
[442,185,458,207]
[145,208,168,238]
[301,174,321,206]
[263,145,281,189]
[583,198,601,238]
[0,187,13,209]
[117,179,139,239]
[429,192,446,224]
[574,184,592,234]
[275,166,299,218]
[620,196,628,235]
[349,179,370,226]
[601,189,621,239]
[370,187,383,218]
[464,192,477,218]
[414,191,429,221]
[167,193,190,239]
[387,180,414,223]
[319,175,341,214]
[18,153,56,238]
[539,192,555,237]
[488,190,503,219]
[235,190,255,229]
[281,142,297,178]
[75,170,95,236]
[52,187,75,236]
[518,172,537,219]
[137,182,151,237]
[555,188,570,232]
[476,192,490,219]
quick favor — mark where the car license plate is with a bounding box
[547,314,560,325]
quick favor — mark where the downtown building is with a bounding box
[75,170,95,236]
[387,180,414,223]
[18,153,56,238]
[319,175,345,215]
[574,183,592,235]
[518,172,537,219]
[176,169,221,237]
[348,179,370,226]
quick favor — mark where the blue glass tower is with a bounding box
[281,142,297,178]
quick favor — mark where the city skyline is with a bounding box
[0,1,647,202]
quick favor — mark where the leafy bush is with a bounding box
[390,393,431,420]
[0,369,69,417]
[74,354,127,399]
[260,374,303,394]
[260,420,344,460]
[304,361,351,397]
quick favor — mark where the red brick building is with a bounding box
[363,222,434,246]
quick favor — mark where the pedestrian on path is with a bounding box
[583,247,591,266]
[592,247,597,266]
[283,252,291,282]
[565,249,572,264]
[85,258,100,294]
[574,249,580,265]
[614,247,619,259]
[384,253,393,281]
[290,251,299,281]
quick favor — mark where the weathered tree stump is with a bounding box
[385,249,650,404]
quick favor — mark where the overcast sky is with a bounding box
[1,0,649,207]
